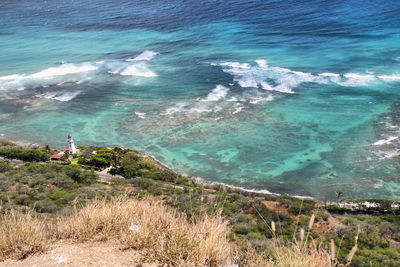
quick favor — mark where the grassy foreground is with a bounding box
[1,139,400,266]
[1,197,346,266]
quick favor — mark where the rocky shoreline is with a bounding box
[2,136,399,215]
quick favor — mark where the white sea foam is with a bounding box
[219,61,317,94]
[378,74,400,81]
[0,74,25,80]
[163,103,187,115]
[255,59,268,68]
[1,50,158,94]
[40,91,81,102]
[220,62,251,69]
[120,64,157,77]
[318,72,340,77]
[249,94,274,104]
[135,112,146,119]
[189,107,213,113]
[339,73,377,86]
[0,63,98,92]
[218,60,400,94]
[343,73,375,79]
[202,85,229,102]
[373,136,398,146]
[194,177,278,196]
[126,50,159,61]
[373,180,383,189]
[232,104,244,114]
[28,64,98,79]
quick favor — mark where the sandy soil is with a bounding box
[0,240,157,267]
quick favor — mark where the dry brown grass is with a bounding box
[57,197,233,266]
[270,241,333,267]
[1,198,357,266]
[0,209,48,260]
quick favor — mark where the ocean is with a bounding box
[1,0,400,200]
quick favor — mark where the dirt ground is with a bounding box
[0,240,157,267]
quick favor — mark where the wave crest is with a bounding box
[217,60,400,94]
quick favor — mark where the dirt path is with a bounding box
[95,167,124,184]
[0,240,157,267]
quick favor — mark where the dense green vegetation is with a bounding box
[0,140,400,266]
[0,146,50,162]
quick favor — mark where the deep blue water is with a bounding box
[1,0,400,200]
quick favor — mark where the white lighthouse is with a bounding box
[68,134,77,154]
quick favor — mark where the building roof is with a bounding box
[50,154,63,160]
[64,146,69,152]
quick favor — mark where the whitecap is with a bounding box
[255,59,268,68]
[135,112,146,119]
[28,64,98,79]
[40,91,81,102]
[249,94,274,104]
[219,61,316,94]
[378,74,400,81]
[0,74,25,80]
[373,180,383,189]
[189,107,213,113]
[220,62,251,69]
[232,104,244,114]
[0,63,98,92]
[340,73,377,86]
[227,97,238,102]
[218,60,400,93]
[163,103,186,115]
[120,63,157,77]
[126,50,159,62]
[202,85,229,102]
[373,136,398,146]
[343,73,375,79]
[318,72,340,77]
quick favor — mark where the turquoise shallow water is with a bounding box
[1,0,400,200]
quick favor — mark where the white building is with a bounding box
[67,134,77,154]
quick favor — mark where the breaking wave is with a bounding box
[0,51,159,100]
[126,50,159,61]
[202,85,229,102]
[39,91,82,102]
[217,60,400,94]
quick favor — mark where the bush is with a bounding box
[0,159,12,172]
[289,199,316,214]
[0,146,49,161]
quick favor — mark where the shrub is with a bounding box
[0,159,12,172]
[0,146,49,161]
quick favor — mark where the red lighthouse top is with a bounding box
[68,134,72,138]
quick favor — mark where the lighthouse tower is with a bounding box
[68,134,77,154]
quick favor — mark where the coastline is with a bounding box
[2,135,400,209]
[2,135,300,199]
